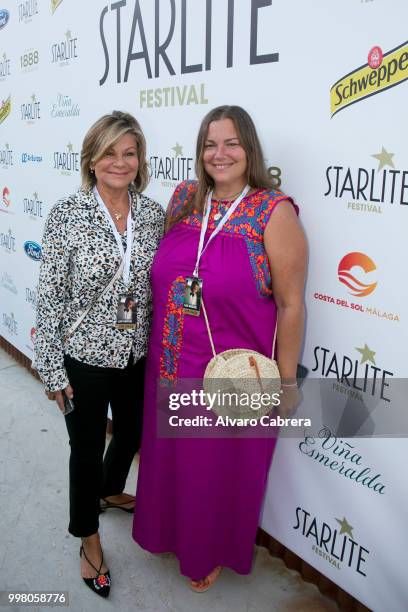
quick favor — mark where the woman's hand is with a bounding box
[276,385,301,418]
[45,384,74,413]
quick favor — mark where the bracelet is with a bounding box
[281,383,298,388]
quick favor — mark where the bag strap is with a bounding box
[63,258,125,342]
[202,298,278,360]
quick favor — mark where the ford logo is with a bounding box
[24,241,42,261]
[0,9,10,30]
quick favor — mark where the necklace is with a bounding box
[108,201,128,221]
[213,187,245,201]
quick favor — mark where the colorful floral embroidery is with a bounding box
[159,275,186,386]
[168,181,295,297]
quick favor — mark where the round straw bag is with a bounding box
[202,301,281,420]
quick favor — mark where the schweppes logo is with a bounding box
[0,95,11,124]
[330,41,408,117]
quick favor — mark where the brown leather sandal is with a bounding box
[190,566,222,593]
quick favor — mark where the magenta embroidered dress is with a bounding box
[132,180,295,580]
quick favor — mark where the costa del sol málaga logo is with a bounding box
[337,252,377,297]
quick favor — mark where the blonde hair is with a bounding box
[81,110,149,192]
[167,105,273,229]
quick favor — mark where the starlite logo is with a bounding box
[21,93,41,123]
[0,9,10,30]
[26,287,37,309]
[312,343,393,403]
[331,41,408,117]
[0,52,11,80]
[338,252,377,297]
[23,192,43,218]
[293,506,370,576]
[0,143,13,168]
[51,29,78,66]
[150,143,194,189]
[19,0,39,23]
[24,240,42,261]
[53,142,79,174]
[0,229,16,253]
[99,1,279,85]
[0,95,11,124]
[324,147,408,213]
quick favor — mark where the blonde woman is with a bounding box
[35,111,164,597]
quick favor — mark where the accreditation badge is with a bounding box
[116,293,137,329]
[183,277,203,316]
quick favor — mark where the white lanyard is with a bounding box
[93,187,133,285]
[193,184,250,276]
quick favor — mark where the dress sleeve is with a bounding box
[34,202,71,392]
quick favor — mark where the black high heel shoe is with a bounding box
[79,544,111,598]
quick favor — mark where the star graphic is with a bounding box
[33,192,38,200]
[172,142,183,157]
[65,30,72,40]
[371,146,394,172]
[336,517,354,539]
[67,142,73,152]
[31,94,36,102]
[356,343,376,365]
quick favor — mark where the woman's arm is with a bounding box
[35,201,72,396]
[264,200,307,382]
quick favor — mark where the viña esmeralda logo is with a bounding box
[23,191,43,218]
[293,507,370,576]
[53,142,79,175]
[150,143,194,188]
[19,0,39,23]
[299,426,386,495]
[312,343,393,403]
[21,93,41,123]
[0,272,17,295]
[52,29,78,66]
[0,52,11,81]
[51,92,80,118]
[2,312,18,336]
[0,143,13,168]
[325,146,407,213]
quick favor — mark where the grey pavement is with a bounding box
[0,347,339,612]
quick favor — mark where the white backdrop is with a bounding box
[1,1,407,609]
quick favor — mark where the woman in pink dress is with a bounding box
[133,105,307,591]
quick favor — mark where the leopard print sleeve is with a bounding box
[35,198,72,392]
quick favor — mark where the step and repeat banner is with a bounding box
[0,1,407,609]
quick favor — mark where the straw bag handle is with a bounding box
[201,298,278,360]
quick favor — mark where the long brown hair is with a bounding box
[167,105,273,229]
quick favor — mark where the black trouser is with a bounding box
[64,354,145,537]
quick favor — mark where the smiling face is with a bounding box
[93,132,139,194]
[202,118,247,194]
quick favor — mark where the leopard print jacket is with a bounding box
[34,188,164,391]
